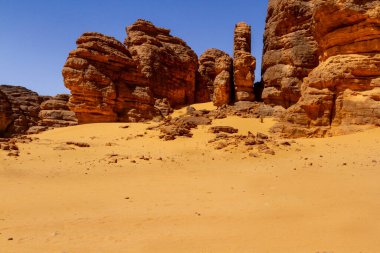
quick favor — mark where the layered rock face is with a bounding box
[233,22,256,101]
[197,49,233,106]
[261,0,319,108]
[63,20,198,123]
[38,94,78,127]
[125,19,198,106]
[0,85,78,136]
[62,32,151,123]
[274,0,380,137]
[0,90,12,135]
[0,85,42,136]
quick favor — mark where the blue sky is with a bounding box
[0,0,268,95]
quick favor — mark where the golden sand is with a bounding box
[1,103,380,253]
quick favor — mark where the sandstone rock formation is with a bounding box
[208,126,238,134]
[0,90,12,136]
[261,0,319,108]
[234,22,256,102]
[38,94,78,127]
[273,0,380,137]
[125,19,198,106]
[63,20,198,123]
[197,49,233,106]
[0,85,42,136]
[62,32,151,123]
[0,85,78,136]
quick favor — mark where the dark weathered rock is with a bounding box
[160,125,193,140]
[63,20,199,124]
[62,32,152,123]
[197,49,233,106]
[245,131,257,145]
[154,98,173,117]
[37,94,78,128]
[0,85,42,136]
[26,126,49,135]
[208,126,238,134]
[234,22,256,102]
[157,115,212,140]
[0,90,12,136]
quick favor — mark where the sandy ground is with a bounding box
[1,103,380,253]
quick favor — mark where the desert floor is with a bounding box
[1,103,380,253]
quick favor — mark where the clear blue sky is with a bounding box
[0,0,268,95]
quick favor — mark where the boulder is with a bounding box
[208,126,239,134]
[40,94,70,110]
[154,98,173,117]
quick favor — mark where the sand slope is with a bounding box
[1,103,380,253]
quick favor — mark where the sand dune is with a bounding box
[1,103,380,253]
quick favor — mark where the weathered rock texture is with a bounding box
[63,20,198,123]
[272,0,380,137]
[62,32,150,123]
[125,19,198,106]
[0,90,12,136]
[38,94,78,127]
[262,0,319,108]
[0,85,78,136]
[0,85,42,136]
[197,49,233,106]
[234,22,256,102]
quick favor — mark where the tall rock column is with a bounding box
[233,22,256,102]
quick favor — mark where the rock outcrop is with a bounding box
[0,85,42,136]
[197,49,233,106]
[38,94,78,127]
[62,32,150,123]
[0,85,78,136]
[233,22,256,102]
[125,19,198,106]
[63,20,198,124]
[261,0,319,108]
[273,0,380,137]
[0,90,12,136]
